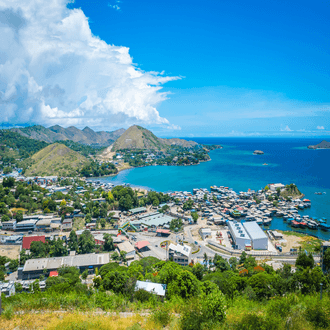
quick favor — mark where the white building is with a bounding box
[2,220,16,231]
[269,183,285,191]
[243,221,268,250]
[0,281,15,297]
[199,227,212,240]
[169,243,192,266]
[16,220,37,231]
[227,220,251,250]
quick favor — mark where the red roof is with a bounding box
[156,229,170,234]
[135,240,150,250]
[22,236,45,250]
[49,271,58,277]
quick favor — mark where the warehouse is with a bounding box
[19,253,110,280]
[243,221,268,250]
[227,220,251,250]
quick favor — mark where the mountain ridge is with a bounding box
[10,125,125,147]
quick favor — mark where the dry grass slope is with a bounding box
[25,143,88,177]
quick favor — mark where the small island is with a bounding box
[253,150,264,155]
[307,140,330,149]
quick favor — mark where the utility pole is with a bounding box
[320,283,323,300]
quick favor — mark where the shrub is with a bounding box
[151,305,173,327]
[305,301,330,328]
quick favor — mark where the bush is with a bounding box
[2,305,14,320]
[133,289,153,303]
[151,305,173,327]
[232,313,280,330]
[305,301,330,328]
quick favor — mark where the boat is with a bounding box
[263,218,272,226]
[319,223,330,231]
[263,163,268,166]
[315,192,322,195]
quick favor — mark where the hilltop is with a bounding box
[112,125,198,151]
[25,143,88,177]
[10,125,125,147]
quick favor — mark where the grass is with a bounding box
[2,293,330,329]
[280,230,322,253]
[73,217,86,231]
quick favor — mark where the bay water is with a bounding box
[99,137,330,239]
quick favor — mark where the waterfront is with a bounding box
[99,137,330,239]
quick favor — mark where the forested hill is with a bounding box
[10,125,125,147]
[0,130,48,158]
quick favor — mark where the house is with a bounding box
[62,218,73,231]
[135,240,150,252]
[156,229,170,237]
[199,227,212,240]
[135,280,166,296]
[3,235,23,245]
[168,243,192,266]
[117,241,135,260]
[22,236,46,250]
[0,281,15,297]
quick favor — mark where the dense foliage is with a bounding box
[80,161,118,177]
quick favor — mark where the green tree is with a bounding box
[191,211,198,223]
[15,210,23,222]
[103,233,115,251]
[323,248,330,273]
[69,230,79,251]
[1,214,10,222]
[78,230,96,254]
[229,257,238,270]
[295,251,314,269]
[111,251,120,261]
[81,269,88,280]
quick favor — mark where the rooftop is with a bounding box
[243,221,268,240]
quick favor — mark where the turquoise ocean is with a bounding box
[98,138,330,239]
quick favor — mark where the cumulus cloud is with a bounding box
[0,0,179,130]
[317,126,325,130]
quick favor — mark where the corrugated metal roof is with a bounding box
[135,280,166,296]
[243,221,268,240]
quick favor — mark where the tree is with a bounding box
[81,269,88,280]
[239,251,247,265]
[102,271,129,294]
[168,270,200,299]
[100,218,106,228]
[152,197,160,207]
[15,210,23,222]
[60,199,67,207]
[30,241,49,258]
[229,257,238,270]
[203,194,207,201]
[323,248,330,273]
[78,230,95,254]
[191,211,198,223]
[120,250,127,262]
[213,254,230,272]
[295,251,314,269]
[103,233,115,251]
[111,251,120,261]
[50,239,68,257]
[248,272,275,300]
[2,214,10,222]
[69,230,79,251]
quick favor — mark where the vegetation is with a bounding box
[80,160,118,177]
[2,252,330,329]
[25,143,88,177]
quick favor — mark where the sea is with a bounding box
[97,137,330,240]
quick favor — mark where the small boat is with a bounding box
[263,163,268,166]
[315,192,322,195]
[263,218,272,226]
[320,224,330,231]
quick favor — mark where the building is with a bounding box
[156,229,170,237]
[3,235,23,245]
[117,241,136,260]
[168,243,192,266]
[130,213,174,230]
[16,220,38,232]
[20,253,110,280]
[129,207,147,215]
[243,221,268,250]
[36,218,61,232]
[135,240,150,252]
[2,220,16,231]
[22,236,46,250]
[321,242,330,273]
[0,281,15,297]
[199,227,212,240]
[269,183,285,192]
[62,218,73,231]
[135,280,166,296]
[227,220,251,250]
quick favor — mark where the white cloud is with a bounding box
[108,1,121,11]
[317,126,325,130]
[281,125,293,132]
[0,0,179,130]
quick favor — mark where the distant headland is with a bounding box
[307,140,330,149]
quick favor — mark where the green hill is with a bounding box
[11,125,125,147]
[25,143,88,177]
[112,125,198,151]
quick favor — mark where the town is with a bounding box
[0,174,328,300]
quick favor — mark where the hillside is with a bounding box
[308,140,330,149]
[112,125,198,151]
[25,143,88,177]
[11,125,125,147]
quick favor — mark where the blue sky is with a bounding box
[0,0,329,136]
